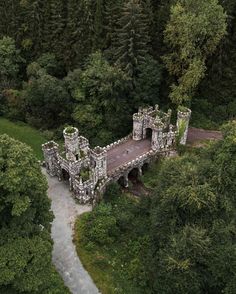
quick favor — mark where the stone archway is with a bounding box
[142,162,149,174]
[118,176,126,187]
[128,167,140,184]
[145,128,153,140]
[62,168,70,182]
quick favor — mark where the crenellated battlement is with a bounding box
[42,105,191,204]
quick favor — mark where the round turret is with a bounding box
[63,126,79,161]
[177,107,191,145]
[133,113,143,141]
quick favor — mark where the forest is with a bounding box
[0,0,235,293]
[0,0,235,144]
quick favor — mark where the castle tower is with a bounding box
[63,127,79,161]
[152,119,164,150]
[91,147,107,180]
[133,112,143,141]
[176,107,191,145]
[42,141,59,176]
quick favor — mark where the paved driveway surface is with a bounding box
[107,138,151,174]
[187,127,222,144]
[42,169,99,294]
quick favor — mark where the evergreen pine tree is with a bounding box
[93,0,105,50]
[19,0,46,57]
[115,0,150,80]
[44,0,66,58]
[0,0,22,42]
[65,0,94,69]
[104,0,123,55]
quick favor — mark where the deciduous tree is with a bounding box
[163,0,227,105]
[0,135,69,293]
[0,36,23,90]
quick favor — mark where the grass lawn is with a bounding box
[74,216,117,294]
[0,118,47,160]
[74,193,150,294]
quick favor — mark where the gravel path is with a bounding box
[42,169,99,294]
[187,127,222,145]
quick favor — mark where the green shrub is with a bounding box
[84,203,119,245]
[42,130,54,141]
[103,183,121,202]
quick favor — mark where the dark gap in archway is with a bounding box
[118,176,125,187]
[62,169,70,182]
[146,128,152,140]
[142,163,149,174]
[128,168,140,184]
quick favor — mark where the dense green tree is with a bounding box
[18,0,45,56]
[22,64,72,129]
[104,0,123,57]
[163,0,227,105]
[0,36,23,90]
[115,0,150,80]
[133,55,162,106]
[0,0,21,41]
[0,135,69,293]
[36,53,64,77]
[192,0,236,126]
[66,52,130,145]
[3,89,25,121]
[43,0,66,58]
[93,0,105,50]
[65,0,94,69]
[83,203,119,245]
[148,124,236,293]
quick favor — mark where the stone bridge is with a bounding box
[106,136,175,185]
[42,105,191,204]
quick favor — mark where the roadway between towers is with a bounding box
[106,138,152,174]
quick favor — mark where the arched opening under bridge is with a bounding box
[128,168,139,183]
[118,176,126,187]
[62,168,70,182]
[142,162,149,174]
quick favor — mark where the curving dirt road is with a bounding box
[42,169,99,294]
[187,127,222,145]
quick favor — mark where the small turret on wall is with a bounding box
[176,106,192,145]
[63,127,79,161]
[152,121,164,151]
[133,112,143,141]
[42,141,60,176]
[90,147,107,180]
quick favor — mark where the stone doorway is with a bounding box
[142,162,149,174]
[118,176,126,187]
[146,128,152,140]
[128,168,139,182]
[62,169,70,182]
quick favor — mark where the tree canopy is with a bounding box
[148,122,236,293]
[0,134,69,293]
[163,0,227,105]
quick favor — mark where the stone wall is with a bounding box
[42,105,191,204]
[177,108,192,145]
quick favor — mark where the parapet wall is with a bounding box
[103,134,132,152]
[42,104,191,205]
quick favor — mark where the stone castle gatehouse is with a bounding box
[42,105,191,204]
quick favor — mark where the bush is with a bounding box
[42,130,54,141]
[84,203,119,245]
[103,183,121,202]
